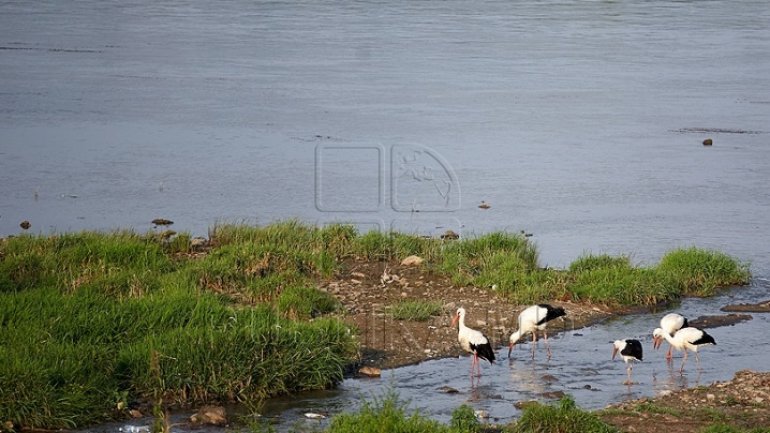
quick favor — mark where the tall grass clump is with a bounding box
[566,265,678,305]
[0,231,172,296]
[438,232,539,286]
[568,254,632,273]
[512,395,618,433]
[325,392,451,433]
[658,247,750,296]
[0,287,356,429]
[0,227,358,430]
[351,230,441,261]
[386,300,443,321]
[450,405,481,433]
[209,221,358,259]
[277,285,340,318]
[191,222,360,303]
[554,250,749,306]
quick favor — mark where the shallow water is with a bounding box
[252,280,770,431]
[85,279,770,433]
[2,0,770,271]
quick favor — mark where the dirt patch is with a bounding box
[721,299,770,313]
[321,258,612,370]
[601,370,770,433]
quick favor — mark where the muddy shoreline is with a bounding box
[601,370,770,432]
[323,259,614,371]
[324,259,753,372]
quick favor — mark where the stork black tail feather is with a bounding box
[475,342,496,364]
[693,331,716,346]
[538,304,567,324]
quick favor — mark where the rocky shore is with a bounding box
[601,370,770,432]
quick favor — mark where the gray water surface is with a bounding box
[2,0,770,270]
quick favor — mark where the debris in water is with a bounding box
[380,267,397,285]
[158,230,176,240]
[190,237,208,251]
[359,366,382,377]
[151,218,173,226]
[478,200,491,209]
[721,299,770,313]
[19,220,30,230]
[304,413,327,420]
[688,313,752,328]
[190,405,227,426]
[703,138,713,146]
[440,229,459,240]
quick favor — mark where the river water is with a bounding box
[2,0,770,271]
[2,0,770,430]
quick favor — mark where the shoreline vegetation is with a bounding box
[0,221,752,431]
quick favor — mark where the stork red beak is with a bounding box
[451,313,459,328]
[611,345,618,360]
[508,342,514,358]
[652,336,661,350]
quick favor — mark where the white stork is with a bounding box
[652,326,716,373]
[612,339,643,385]
[452,307,495,376]
[508,304,566,359]
[653,313,689,360]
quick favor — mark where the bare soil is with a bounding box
[601,370,770,432]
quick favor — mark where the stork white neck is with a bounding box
[456,307,467,330]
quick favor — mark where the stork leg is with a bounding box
[665,345,673,361]
[471,353,480,377]
[625,365,633,385]
[544,330,552,359]
[695,351,702,370]
[531,332,536,360]
[679,350,688,374]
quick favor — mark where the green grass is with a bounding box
[387,300,443,321]
[325,392,451,433]
[305,393,619,433]
[511,395,618,433]
[0,223,753,430]
[658,247,751,296]
[0,229,357,430]
[634,401,683,417]
[497,249,749,306]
